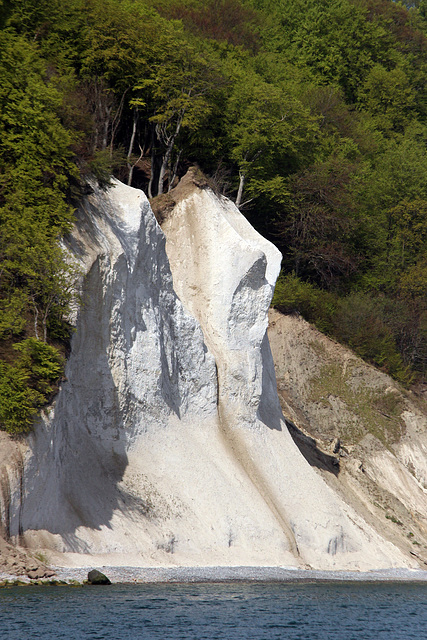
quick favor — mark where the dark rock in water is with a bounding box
[87,569,111,585]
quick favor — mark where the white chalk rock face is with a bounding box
[11,171,412,570]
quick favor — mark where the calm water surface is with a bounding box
[1,582,426,639]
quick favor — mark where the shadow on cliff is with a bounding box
[285,419,340,476]
[64,198,109,259]
[258,334,282,431]
[21,203,189,547]
[19,257,151,549]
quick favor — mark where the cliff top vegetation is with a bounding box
[0,0,427,432]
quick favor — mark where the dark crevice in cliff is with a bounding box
[285,420,340,477]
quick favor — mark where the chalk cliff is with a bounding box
[0,170,417,571]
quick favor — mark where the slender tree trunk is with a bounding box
[110,89,128,158]
[92,84,100,153]
[157,136,175,195]
[102,104,112,150]
[42,313,48,343]
[295,256,300,278]
[93,128,99,155]
[31,297,39,340]
[156,111,184,195]
[42,299,53,343]
[147,126,157,199]
[148,147,155,199]
[157,154,169,196]
[236,171,245,208]
[127,109,138,186]
[168,149,182,192]
[157,169,166,195]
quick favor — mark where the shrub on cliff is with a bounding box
[0,339,64,435]
[272,274,416,385]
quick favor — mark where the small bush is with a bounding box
[0,339,64,435]
[272,273,336,334]
[333,293,415,385]
[0,363,42,434]
[0,290,27,339]
[13,338,64,396]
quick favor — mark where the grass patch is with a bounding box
[33,551,49,565]
[309,360,405,446]
[385,513,403,525]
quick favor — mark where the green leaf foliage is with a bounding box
[0,362,43,435]
[272,275,417,385]
[1,0,427,422]
[0,339,64,434]
[0,26,78,432]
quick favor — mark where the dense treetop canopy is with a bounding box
[1,0,427,431]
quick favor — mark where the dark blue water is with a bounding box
[1,582,426,639]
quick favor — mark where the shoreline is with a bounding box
[3,566,427,585]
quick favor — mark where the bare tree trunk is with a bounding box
[148,147,155,199]
[127,109,138,186]
[92,83,100,154]
[157,133,176,195]
[41,299,53,343]
[42,313,48,343]
[110,89,128,158]
[31,297,39,340]
[156,111,184,196]
[157,155,168,196]
[90,80,117,154]
[128,146,144,189]
[236,171,245,208]
[102,104,112,150]
[168,149,182,192]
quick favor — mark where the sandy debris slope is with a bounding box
[268,308,427,566]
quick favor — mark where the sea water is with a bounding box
[1,582,427,639]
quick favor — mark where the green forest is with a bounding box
[0,0,426,433]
